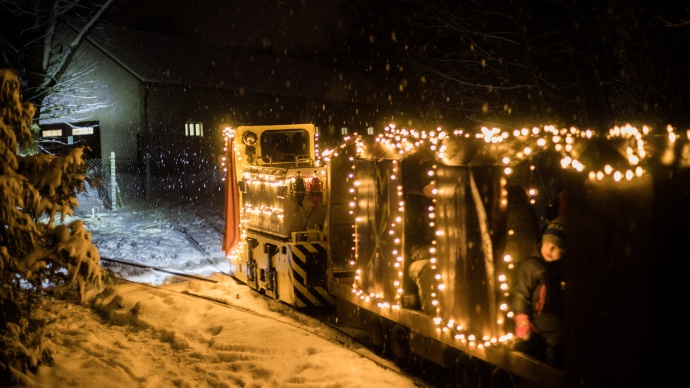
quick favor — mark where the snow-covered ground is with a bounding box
[22,189,419,387]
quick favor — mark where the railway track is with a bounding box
[101,256,222,283]
[99,257,436,388]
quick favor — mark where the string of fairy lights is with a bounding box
[339,122,689,350]
[221,122,689,351]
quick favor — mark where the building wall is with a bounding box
[46,23,384,194]
[41,26,143,166]
[142,85,375,175]
[96,56,143,165]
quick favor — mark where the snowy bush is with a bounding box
[0,69,104,385]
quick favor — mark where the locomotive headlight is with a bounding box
[242,131,258,146]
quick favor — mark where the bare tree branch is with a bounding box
[46,0,116,89]
[0,0,116,123]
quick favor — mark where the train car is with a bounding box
[223,123,690,387]
[325,125,569,387]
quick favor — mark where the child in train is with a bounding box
[512,216,567,369]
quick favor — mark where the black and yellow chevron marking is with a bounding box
[288,242,335,308]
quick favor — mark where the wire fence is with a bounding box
[80,154,225,214]
[83,155,120,211]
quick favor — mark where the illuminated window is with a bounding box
[367,126,374,135]
[185,122,204,137]
[340,127,348,135]
[42,129,62,137]
[72,127,94,135]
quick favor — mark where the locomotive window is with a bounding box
[261,130,310,163]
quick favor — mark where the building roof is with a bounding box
[74,20,373,104]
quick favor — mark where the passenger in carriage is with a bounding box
[408,243,435,315]
[513,216,567,369]
[406,159,436,315]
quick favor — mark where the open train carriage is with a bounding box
[326,130,566,387]
[329,126,690,386]
[328,138,408,302]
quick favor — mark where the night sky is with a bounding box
[3,0,690,129]
[105,0,342,52]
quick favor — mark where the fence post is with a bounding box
[145,152,151,198]
[110,152,117,209]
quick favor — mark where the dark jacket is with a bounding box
[513,243,564,333]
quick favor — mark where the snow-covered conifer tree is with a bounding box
[0,69,103,385]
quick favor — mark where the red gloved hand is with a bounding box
[515,314,533,340]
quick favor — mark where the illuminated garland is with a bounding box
[334,122,690,350]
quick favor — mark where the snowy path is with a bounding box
[27,198,421,387]
[84,198,230,278]
[35,278,417,388]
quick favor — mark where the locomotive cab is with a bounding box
[223,124,333,308]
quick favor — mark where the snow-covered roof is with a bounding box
[70,20,373,104]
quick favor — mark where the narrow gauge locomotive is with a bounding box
[221,123,689,387]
